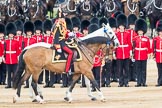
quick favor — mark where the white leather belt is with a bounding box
[135,48,147,50]
[119,44,128,47]
[6,51,16,54]
[156,49,162,52]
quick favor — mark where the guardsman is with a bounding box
[127,14,138,82]
[71,16,83,38]
[115,14,132,87]
[0,23,6,85]
[81,20,90,37]
[152,20,162,87]
[33,20,44,84]
[43,19,55,88]
[14,20,24,52]
[33,20,44,43]
[5,22,20,88]
[108,17,118,82]
[80,19,90,88]
[133,19,151,87]
[23,21,36,88]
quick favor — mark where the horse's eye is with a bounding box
[109,32,112,34]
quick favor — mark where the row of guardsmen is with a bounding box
[1,12,162,89]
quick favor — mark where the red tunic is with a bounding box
[14,35,24,52]
[33,34,43,43]
[152,36,162,63]
[44,35,53,44]
[24,37,36,48]
[133,36,151,60]
[127,29,138,43]
[115,31,132,59]
[5,39,20,64]
[93,49,103,67]
[0,42,3,57]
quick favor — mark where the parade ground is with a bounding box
[0,59,162,108]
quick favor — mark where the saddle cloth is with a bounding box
[52,39,82,63]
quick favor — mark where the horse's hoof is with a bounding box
[13,97,16,103]
[13,95,19,103]
[91,97,97,101]
[40,95,43,99]
[39,100,46,104]
[101,98,106,102]
[64,97,69,102]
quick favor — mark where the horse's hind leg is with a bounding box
[64,73,81,103]
[84,70,106,102]
[31,76,45,104]
[13,72,31,103]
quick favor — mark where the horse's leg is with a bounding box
[64,73,81,103]
[84,75,97,101]
[13,72,31,103]
[31,75,45,104]
[84,70,106,102]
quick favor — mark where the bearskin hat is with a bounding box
[128,14,137,25]
[108,17,117,28]
[88,24,99,34]
[156,20,162,32]
[43,19,52,33]
[71,16,81,29]
[24,21,35,34]
[99,17,108,28]
[113,11,123,18]
[117,14,127,28]
[90,17,99,25]
[0,23,6,35]
[81,20,90,32]
[34,20,43,32]
[65,17,73,31]
[135,19,147,34]
[14,19,24,32]
[6,22,17,35]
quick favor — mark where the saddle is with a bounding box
[52,39,82,63]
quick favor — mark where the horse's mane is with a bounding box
[81,36,109,44]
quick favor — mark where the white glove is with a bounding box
[57,49,62,53]
[113,51,116,60]
[130,50,132,57]
[68,32,75,38]
[0,57,2,64]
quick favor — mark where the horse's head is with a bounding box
[7,0,16,9]
[102,23,120,47]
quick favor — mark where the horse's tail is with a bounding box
[13,49,27,89]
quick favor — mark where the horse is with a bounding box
[12,23,119,103]
[5,0,24,22]
[46,0,57,18]
[27,0,47,22]
[140,0,162,38]
[61,0,79,19]
[122,0,140,16]
[98,0,122,18]
[77,0,97,21]
[0,1,7,24]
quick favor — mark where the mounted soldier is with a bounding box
[52,9,74,74]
